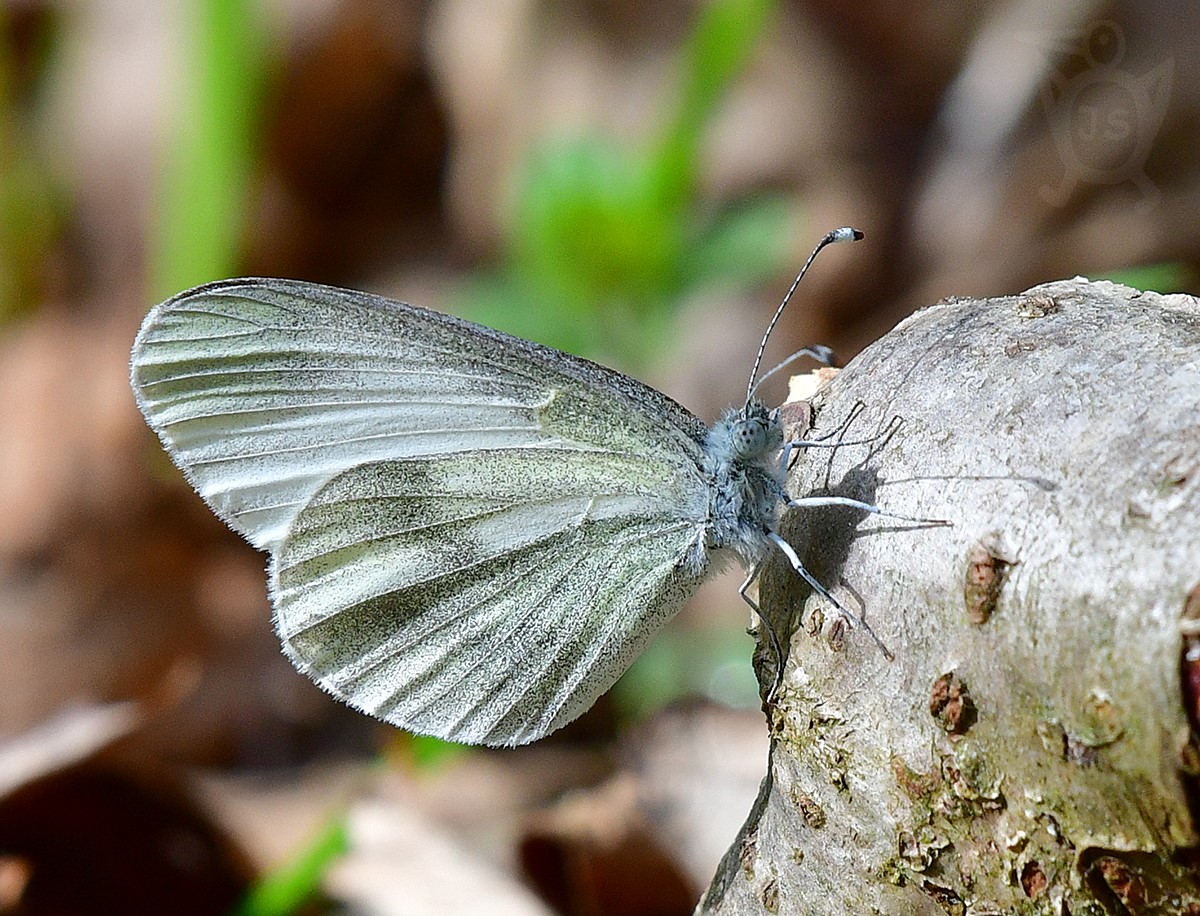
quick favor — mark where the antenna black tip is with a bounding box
[743,225,865,406]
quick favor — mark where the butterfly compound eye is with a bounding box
[733,417,768,457]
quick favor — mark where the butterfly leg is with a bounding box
[786,495,948,526]
[766,531,895,661]
[780,407,901,472]
[738,561,787,704]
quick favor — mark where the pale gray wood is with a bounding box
[701,278,1200,914]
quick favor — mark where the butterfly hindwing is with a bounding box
[273,449,706,745]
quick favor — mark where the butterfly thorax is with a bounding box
[701,400,786,567]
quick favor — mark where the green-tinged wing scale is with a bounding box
[274,449,706,746]
[131,278,717,745]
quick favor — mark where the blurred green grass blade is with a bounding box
[231,813,348,916]
[488,0,782,373]
[151,0,267,300]
[650,0,777,206]
[507,137,682,307]
[681,195,791,291]
[0,6,65,323]
[458,0,787,384]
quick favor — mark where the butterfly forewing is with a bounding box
[273,449,706,745]
[132,279,709,551]
[131,278,716,744]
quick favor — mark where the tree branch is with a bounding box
[701,278,1200,915]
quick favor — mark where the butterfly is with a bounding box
[131,227,911,746]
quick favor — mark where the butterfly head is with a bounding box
[732,400,783,462]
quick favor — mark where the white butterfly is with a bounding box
[131,227,908,746]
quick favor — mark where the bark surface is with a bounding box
[700,279,1200,915]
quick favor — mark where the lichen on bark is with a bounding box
[700,279,1200,915]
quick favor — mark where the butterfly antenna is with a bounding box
[744,227,864,411]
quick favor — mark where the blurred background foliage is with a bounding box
[458,0,787,367]
[0,4,65,323]
[152,0,268,299]
[1,0,1198,913]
